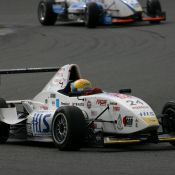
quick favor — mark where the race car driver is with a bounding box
[70,79,102,95]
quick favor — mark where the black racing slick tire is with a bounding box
[162,101,175,146]
[0,98,10,144]
[38,0,57,26]
[52,106,86,151]
[147,0,162,17]
[85,2,99,28]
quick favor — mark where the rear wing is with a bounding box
[0,67,61,125]
[0,67,60,75]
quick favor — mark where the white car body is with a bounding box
[69,0,142,16]
[54,0,143,21]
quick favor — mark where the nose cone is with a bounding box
[124,98,159,127]
[106,93,159,133]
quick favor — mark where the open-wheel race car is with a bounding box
[0,64,175,151]
[38,0,166,28]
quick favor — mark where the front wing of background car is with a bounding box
[102,13,166,25]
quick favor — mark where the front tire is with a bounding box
[85,2,99,28]
[38,0,57,26]
[162,101,175,146]
[147,0,162,24]
[52,106,86,151]
[0,98,10,144]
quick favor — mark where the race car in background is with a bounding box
[0,64,175,151]
[38,0,166,28]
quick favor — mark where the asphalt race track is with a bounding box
[0,0,175,174]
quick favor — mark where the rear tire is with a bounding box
[0,98,10,144]
[38,0,57,26]
[162,101,175,146]
[147,0,162,17]
[85,2,99,28]
[52,106,86,151]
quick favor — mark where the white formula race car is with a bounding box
[38,0,166,28]
[0,64,175,151]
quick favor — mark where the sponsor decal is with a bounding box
[56,99,60,108]
[50,94,56,98]
[113,106,120,112]
[135,119,139,127]
[52,78,66,87]
[143,117,159,125]
[132,106,149,109]
[91,110,97,117]
[117,114,123,130]
[40,105,48,110]
[126,99,149,109]
[126,100,144,106]
[109,93,131,99]
[61,102,70,106]
[72,102,84,107]
[110,102,118,105]
[59,81,63,87]
[27,123,32,135]
[87,101,92,109]
[96,99,107,106]
[123,116,133,127]
[140,111,155,117]
[52,101,55,106]
[32,113,51,134]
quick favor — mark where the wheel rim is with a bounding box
[54,113,68,144]
[39,3,46,21]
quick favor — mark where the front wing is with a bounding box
[104,133,175,145]
[103,12,166,25]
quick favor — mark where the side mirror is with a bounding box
[119,88,132,94]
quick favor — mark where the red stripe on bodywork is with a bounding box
[112,19,134,23]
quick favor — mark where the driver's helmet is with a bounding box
[71,79,92,93]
